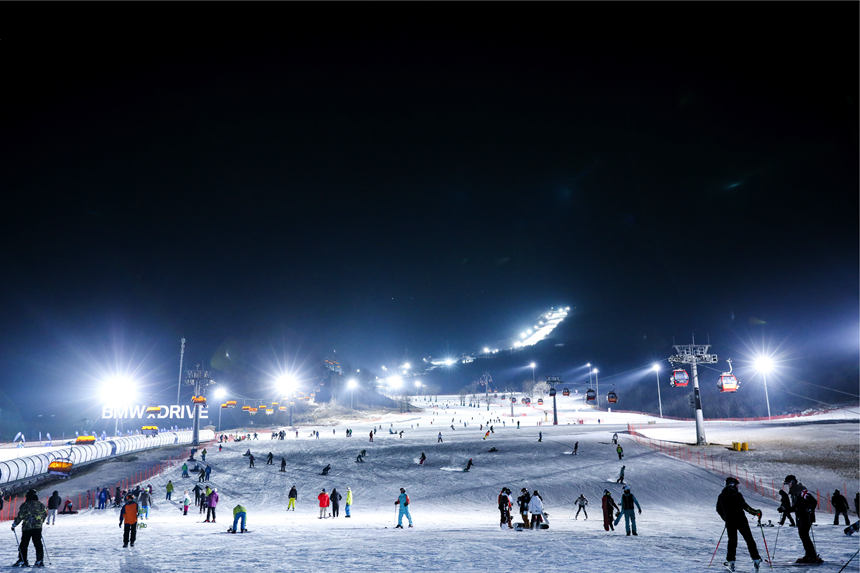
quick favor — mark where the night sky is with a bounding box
[1,3,857,430]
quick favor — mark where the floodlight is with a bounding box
[414,380,422,388]
[213,387,227,400]
[483,347,490,354]
[402,362,411,370]
[347,378,358,390]
[753,355,775,374]
[101,374,138,408]
[592,368,599,374]
[443,358,455,366]
[388,375,403,389]
[529,362,536,369]
[275,373,299,395]
[652,363,660,372]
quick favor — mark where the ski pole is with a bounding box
[41,533,51,566]
[13,528,22,564]
[838,548,859,573]
[757,519,772,569]
[772,524,781,561]
[707,526,726,567]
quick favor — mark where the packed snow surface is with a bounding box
[6,395,859,572]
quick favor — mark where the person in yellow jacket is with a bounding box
[229,504,247,533]
[345,487,353,518]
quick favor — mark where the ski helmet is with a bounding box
[725,477,739,486]
[784,474,797,485]
[623,485,630,491]
[400,488,406,493]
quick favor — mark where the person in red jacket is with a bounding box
[317,488,330,519]
[602,489,619,531]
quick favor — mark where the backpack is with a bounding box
[800,489,817,511]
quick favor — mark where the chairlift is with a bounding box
[75,435,96,445]
[225,400,237,408]
[241,405,251,411]
[718,358,739,393]
[585,388,596,401]
[607,391,618,404]
[524,397,531,405]
[537,398,544,405]
[48,459,73,478]
[548,387,557,397]
[248,407,258,415]
[141,425,159,436]
[191,396,207,404]
[265,409,274,415]
[562,387,570,396]
[511,397,517,404]
[670,369,690,387]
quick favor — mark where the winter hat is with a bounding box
[321,488,326,492]
[400,488,406,493]
[725,477,739,486]
[623,486,630,491]
[604,489,610,495]
[521,488,528,493]
[26,489,38,501]
[783,475,797,485]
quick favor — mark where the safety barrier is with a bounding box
[626,424,848,514]
[0,430,214,486]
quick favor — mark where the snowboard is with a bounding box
[225,529,251,534]
[844,521,860,535]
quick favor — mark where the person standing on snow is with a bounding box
[601,490,619,531]
[777,490,795,526]
[517,489,531,528]
[528,490,544,529]
[369,431,373,443]
[182,491,191,515]
[573,441,579,455]
[330,488,342,518]
[616,445,624,460]
[498,488,513,529]
[205,465,211,481]
[832,490,850,526]
[165,480,174,500]
[394,487,413,528]
[288,486,297,511]
[119,494,139,548]
[574,494,588,520]
[46,491,61,526]
[138,488,152,520]
[267,452,274,465]
[345,487,353,517]
[182,462,189,478]
[317,489,330,519]
[784,474,822,564]
[616,465,626,484]
[612,432,619,445]
[11,489,47,567]
[716,476,762,572]
[193,484,202,508]
[280,458,286,472]
[614,485,641,535]
[201,448,207,462]
[248,454,255,468]
[205,488,219,523]
[98,487,108,510]
[200,486,212,515]
[437,432,443,443]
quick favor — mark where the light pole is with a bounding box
[592,368,600,408]
[753,355,774,420]
[348,378,358,409]
[529,362,536,384]
[652,364,663,418]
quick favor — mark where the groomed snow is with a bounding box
[6,394,859,572]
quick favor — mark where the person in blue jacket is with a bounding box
[614,485,642,535]
[394,487,413,528]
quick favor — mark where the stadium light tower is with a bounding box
[753,355,775,420]
[652,364,663,418]
[668,339,718,445]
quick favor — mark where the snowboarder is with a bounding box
[483,430,491,440]
[369,431,373,443]
[11,489,47,567]
[345,487,353,517]
[498,488,513,529]
[538,431,542,442]
[267,452,273,465]
[574,494,588,520]
[330,488,342,518]
[321,464,331,476]
[394,487,413,528]
[528,490,544,529]
[166,480,174,500]
[464,458,473,472]
[280,458,286,472]
[777,490,795,526]
[138,488,151,520]
[616,445,623,460]
[419,452,426,466]
[46,491,61,525]
[229,504,247,533]
[716,476,763,572]
[832,490,850,525]
[517,488,531,528]
[288,486,297,511]
[182,491,191,515]
[318,489,330,519]
[437,432,443,443]
[573,441,579,455]
[616,465,626,484]
[249,454,255,468]
[784,474,822,564]
[614,485,641,535]
[601,490,619,531]
[119,494,139,548]
[205,488,219,523]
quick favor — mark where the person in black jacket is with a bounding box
[777,490,795,526]
[46,491,62,525]
[831,489,850,526]
[288,485,297,511]
[280,457,286,472]
[716,477,762,572]
[855,492,859,516]
[784,475,821,564]
[330,488,342,518]
[517,488,531,528]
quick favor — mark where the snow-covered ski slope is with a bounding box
[16,394,859,572]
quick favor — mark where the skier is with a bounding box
[538,432,542,442]
[182,490,191,515]
[229,504,247,533]
[46,491,61,526]
[138,488,151,520]
[205,488,219,523]
[249,454,255,468]
[198,467,206,482]
[205,465,211,481]
[267,452,274,465]
[777,490,796,526]
[345,487,353,518]
[601,490,619,531]
[574,494,588,520]
[119,493,139,548]
[528,490,544,529]
[98,487,108,510]
[498,488,513,529]
[832,490,850,525]
[182,462,189,478]
[517,488,531,528]
[483,430,491,440]
[201,448,207,462]
[573,441,578,455]
[11,489,47,567]
[612,432,618,445]
[437,432,443,443]
[394,487,413,528]
[288,486,297,511]
[464,458,473,472]
[616,445,624,460]
[784,474,822,564]
[355,451,365,463]
[716,476,763,572]
[318,489,330,519]
[166,480,174,500]
[200,486,211,514]
[614,485,641,535]
[516,420,520,429]
[280,458,286,472]
[616,465,626,484]
[321,464,331,476]
[330,488,342,518]
[193,484,202,508]
[419,452,426,466]
[369,431,373,442]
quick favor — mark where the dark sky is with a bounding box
[1,2,857,420]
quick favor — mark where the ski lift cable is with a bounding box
[779,389,860,416]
